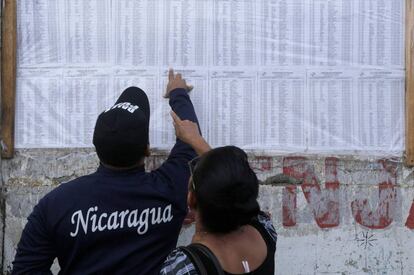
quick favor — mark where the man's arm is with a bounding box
[12,200,55,274]
[153,69,210,189]
[165,68,210,155]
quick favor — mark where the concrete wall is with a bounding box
[2,149,414,274]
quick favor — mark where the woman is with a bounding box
[160,146,277,275]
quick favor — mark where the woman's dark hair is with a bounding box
[192,146,260,234]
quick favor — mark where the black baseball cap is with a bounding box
[93,86,150,167]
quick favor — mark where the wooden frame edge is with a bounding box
[1,0,16,159]
[406,0,414,166]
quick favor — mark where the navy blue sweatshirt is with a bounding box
[12,89,198,275]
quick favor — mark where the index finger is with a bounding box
[168,68,174,81]
[170,111,182,124]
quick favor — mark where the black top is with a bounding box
[12,88,199,275]
[224,215,276,275]
[160,212,277,275]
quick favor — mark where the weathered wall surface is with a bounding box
[2,149,414,274]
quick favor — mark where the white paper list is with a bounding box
[16,69,64,147]
[212,0,256,66]
[356,70,405,151]
[356,0,405,68]
[113,0,160,66]
[17,0,61,66]
[63,0,111,65]
[308,0,353,66]
[15,0,406,155]
[208,70,258,147]
[307,70,355,149]
[161,0,209,67]
[258,70,306,149]
[259,0,306,66]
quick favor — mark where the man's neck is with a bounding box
[101,160,145,171]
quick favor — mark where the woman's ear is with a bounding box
[187,190,197,210]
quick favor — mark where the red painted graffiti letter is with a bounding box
[282,157,340,228]
[351,160,397,229]
[405,202,414,229]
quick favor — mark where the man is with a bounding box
[12,69,211,274]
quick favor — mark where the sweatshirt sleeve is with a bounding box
[12,199,55,275]
[152,88,199,200]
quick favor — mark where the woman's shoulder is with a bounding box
[254,211,278,243]
[160,248,199,275]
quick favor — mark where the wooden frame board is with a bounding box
[1,0,16,159]
[406,0,414,166]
